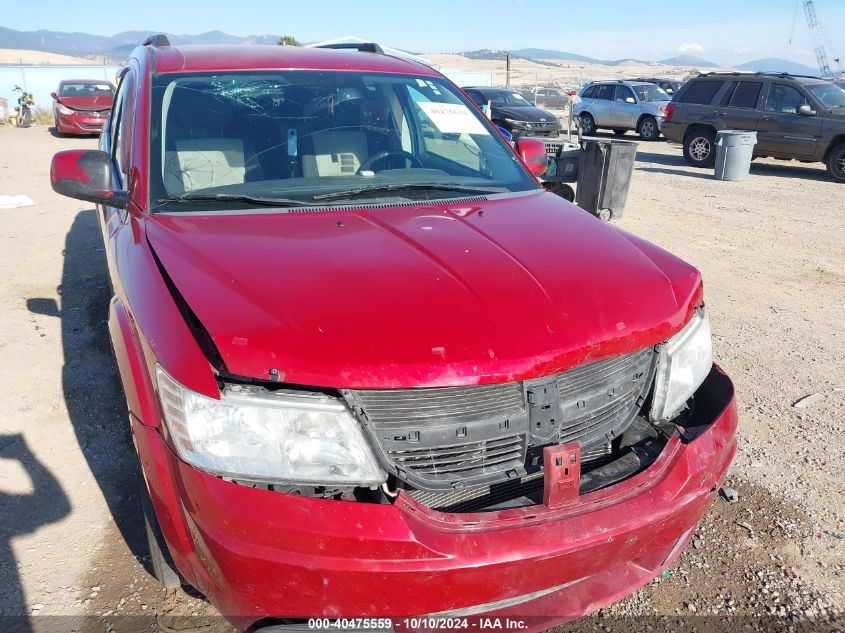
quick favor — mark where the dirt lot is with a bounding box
[0,124,842,632]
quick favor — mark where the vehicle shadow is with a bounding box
[0,434,71,632]
[635,150,687,167]
[749,161,831,183]
[637,166,716,180]
[25,210,149,576]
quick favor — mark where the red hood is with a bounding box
[55,95,113,111]
[145,192,702,388]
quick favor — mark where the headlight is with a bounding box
[503,118,531,129]
[57,104,74,115]
[650,309,713,421]
[155,366,385,486]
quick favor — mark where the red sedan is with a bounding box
[51,79,114,135]
[49,37,737,632]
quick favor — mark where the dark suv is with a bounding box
[662,72,845,182]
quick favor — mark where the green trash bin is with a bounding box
[575,138,638,220]
[714,130,757,182]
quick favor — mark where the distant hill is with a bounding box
[736,58,820,75]
[460,49,558,67]
[657,55,719,68]
[509,48,601,64]
[0,26,280,63]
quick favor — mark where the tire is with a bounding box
[140,481,184,588]
[826,141,845,183]
[579,112,596,136]
[637,116,660,142]
[612,129,627,136]
[683,128,717,168]
[17,108,32,128]
[546,182,575,201]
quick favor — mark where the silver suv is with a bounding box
[577,80,671,141]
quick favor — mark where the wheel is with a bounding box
[597,209,612,222]
[637,116,660,142]
[17,109,32,128]
[545,182,575,201]
[140,481,183,588]
[683,128,717,168]
[612,129,627,136]
[579,112,596,136]
[826,141,845,183]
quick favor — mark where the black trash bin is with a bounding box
[575,138,638,220]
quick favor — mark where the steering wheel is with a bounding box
[357,150,422,174]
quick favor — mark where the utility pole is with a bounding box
[505,53,511,87]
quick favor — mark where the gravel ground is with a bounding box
[0,124,842,632]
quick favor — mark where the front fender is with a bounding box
[108,296,160,427]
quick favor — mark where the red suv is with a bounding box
[50,37,737,632]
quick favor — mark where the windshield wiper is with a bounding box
[157,193,320,207]
[312,183,506,201]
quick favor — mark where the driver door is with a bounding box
[756,82,822,158]
[611,85,638,128]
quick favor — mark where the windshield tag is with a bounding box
[418,101,489,135]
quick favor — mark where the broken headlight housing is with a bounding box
[650,309,713,421]
[155,366,385,486]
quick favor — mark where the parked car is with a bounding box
[51,79,115,135]
[662,72,845,182]
[49,36,737,632]
[577,80,670,140]
[632,77,686,97]
[525,86,570,108]
[463,86,562,137]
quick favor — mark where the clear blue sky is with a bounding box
[4,0,845,66]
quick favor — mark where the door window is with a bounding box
[110,68,136,186]
[678,80,724,104]
[729,82,762,109]
[581,86,597,99]
[765,84,810,114]
[614,86,635,103]
[594,85,614,101]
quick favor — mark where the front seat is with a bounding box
[301,88,369,178]
[163,86,263,195]
[301,129,369,177]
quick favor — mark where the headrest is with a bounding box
[168,85,234,129]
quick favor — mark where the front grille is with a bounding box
[79,110,107,118]
[345,346,656,493]
[557,348,654,450]
[389,435,524,478]
[351,382,524,427]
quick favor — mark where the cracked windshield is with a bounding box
[151,71,538,209]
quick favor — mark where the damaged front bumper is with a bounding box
[132,365,737,631]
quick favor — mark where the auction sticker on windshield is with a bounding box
[418,101,490,135]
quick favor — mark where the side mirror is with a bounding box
[625,97,636,104]
[50,150,129,209]
[514,137,548,177]
[797,104,816,116]
[50,92,58,99]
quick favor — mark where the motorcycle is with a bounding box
[12,85,35,128]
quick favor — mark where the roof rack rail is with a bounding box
[699,70,823,80]
[315,42,384,54]
[142,34,171,48]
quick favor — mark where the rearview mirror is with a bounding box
[625,97,636,104]
[514,137,548,177]
[50,150,129,209]
[50,92,58,99]
[797,104,816,116]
